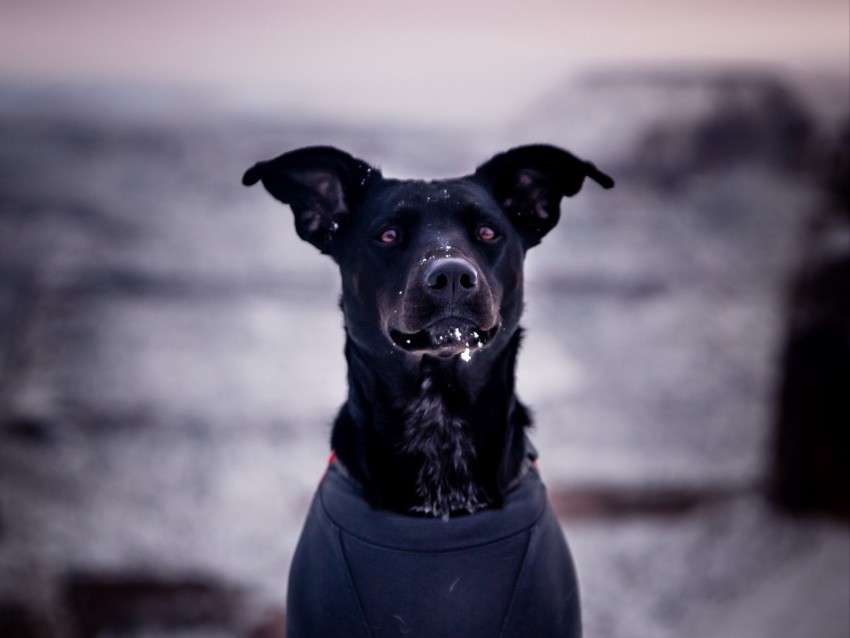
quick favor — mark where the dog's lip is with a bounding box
[389,319,499,358]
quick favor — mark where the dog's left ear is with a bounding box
[242,146,380,254]
[473,144,614,247]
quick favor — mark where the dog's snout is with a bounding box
[424,257,479,301]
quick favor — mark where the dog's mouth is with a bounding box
[390,319,499,360]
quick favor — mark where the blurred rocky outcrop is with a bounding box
[770,122,850,519]
[516,68,817,187]
[631,73,813,187]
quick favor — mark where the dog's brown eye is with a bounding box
[379,228,401,243]
[477,225,497,241]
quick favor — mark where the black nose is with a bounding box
[424,258,479,301]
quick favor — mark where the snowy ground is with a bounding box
[0,72,847,637]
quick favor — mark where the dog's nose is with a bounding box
[424,258,479,301]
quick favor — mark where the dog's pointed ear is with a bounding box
[242,146,381,254]
[473,144,614,247]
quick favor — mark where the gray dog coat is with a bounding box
[286,459,581,637]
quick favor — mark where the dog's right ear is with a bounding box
[242,146,380,254]
[473,144,614,248]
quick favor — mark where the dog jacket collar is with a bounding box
[286,459,582,637]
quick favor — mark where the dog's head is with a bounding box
[243,145,613,362]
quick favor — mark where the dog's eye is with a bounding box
[476,225,498,242]
[378,228,401,244]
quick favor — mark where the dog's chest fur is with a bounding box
[400,374,487,517]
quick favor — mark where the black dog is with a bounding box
[243,145,613,637]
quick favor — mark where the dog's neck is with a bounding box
[331,330,531,518]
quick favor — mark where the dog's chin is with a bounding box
[389,320,499,360]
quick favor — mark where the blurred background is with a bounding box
[0,1,848,636]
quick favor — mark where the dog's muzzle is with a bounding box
[389,317,500,360]
[388,256,501,360]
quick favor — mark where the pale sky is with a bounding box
[1,0,848,125]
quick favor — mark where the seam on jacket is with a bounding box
[335,526,374,638]
[337,525,535,556]
[496,520,536,638]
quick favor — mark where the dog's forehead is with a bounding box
[365,179,497,218]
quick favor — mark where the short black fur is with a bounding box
[243,144,613,518]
